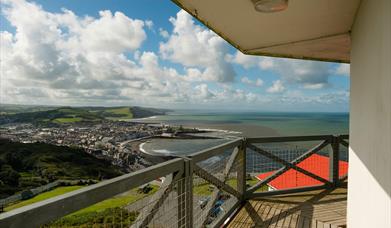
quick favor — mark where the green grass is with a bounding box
[5,186,84,211]
[52,185,158,226]
[105,107,133,119]
[4,184,159,227]
[72,186,158,215]
[52,117,83,123]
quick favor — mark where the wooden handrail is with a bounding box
[0,158,185,228]
[247,134,334,143]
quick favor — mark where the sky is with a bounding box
[0,0,350,112]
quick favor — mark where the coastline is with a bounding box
[134,123,279,159]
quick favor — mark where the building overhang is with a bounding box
[172,0,361,63]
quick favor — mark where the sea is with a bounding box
[137,111,349,157]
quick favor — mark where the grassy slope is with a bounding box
[52,117,83,123]
[0,106,167,125]
[5,186,84,211]
[0,139,123,198]
[51,185,158,226]
[104,107,133,119]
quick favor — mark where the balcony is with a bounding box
[0,135,349,228]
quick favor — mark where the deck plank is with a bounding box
[227,186,347,228]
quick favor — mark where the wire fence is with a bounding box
[246,139,349,192]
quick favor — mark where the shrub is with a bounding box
[21,190,34,200]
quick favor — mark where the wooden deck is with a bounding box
[227,186,347,228]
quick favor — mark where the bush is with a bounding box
[0,165,20,186]
[21,190,34,200]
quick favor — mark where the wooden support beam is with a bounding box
[247,135,332,144]
[338,134,349,140]
[201,189,221,227]
[250,184,327,198]
[136,175,175,227]
[329,137,340,186]
[339,139,349,148]
[201,146,241,226]
[247,140,330,194]
[248,144,331,185]
[177,159,193,228]
[237,141,247,199]
[193,165,241,199]
[223,147,239,179]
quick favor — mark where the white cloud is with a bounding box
[263,58,333,89]
[195,84,215,100]
[159,28,169,38]
[145,20,153,29]
[241,77,263,87]
[255,79,264,87]
[335,64,350,76]
[259,57,274,70]
[229,50,334,89]
[0,1,349,111]
[267,80,285,93]
[159,10,235,83]
[226,51,258,69]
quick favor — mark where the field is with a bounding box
[5,186,84,211]
[104,107,133,119]
[52,117,83,123]
[0,105,168,125]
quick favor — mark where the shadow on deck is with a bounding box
[227,185,347,228]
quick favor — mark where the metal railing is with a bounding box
[0,135,349,228]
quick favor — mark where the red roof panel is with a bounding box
[256,154,348,190]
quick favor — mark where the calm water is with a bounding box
[139,111,349,156]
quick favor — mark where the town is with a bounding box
[0,120,213,171]
[0,121,164,171]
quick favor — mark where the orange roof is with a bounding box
[256,154,348,190]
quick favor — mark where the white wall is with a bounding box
[348,0,391,227]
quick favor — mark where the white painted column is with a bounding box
[348,0,391,227]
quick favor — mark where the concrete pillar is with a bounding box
[348,0,391,227]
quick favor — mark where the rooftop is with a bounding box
[257,154,348,190]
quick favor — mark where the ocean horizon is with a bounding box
[138,111,349,156]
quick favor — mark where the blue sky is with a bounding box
[0,0,350,112]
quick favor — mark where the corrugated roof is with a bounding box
[256,154,348,190]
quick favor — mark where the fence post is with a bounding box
[329,135,340,187]
[177,158,193,228]
[237,139,247,200]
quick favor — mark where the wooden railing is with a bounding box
[0,135,349,228]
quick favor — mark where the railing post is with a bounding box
[177,158,193,228]
[329,135,340,187]
[237,139,247,200]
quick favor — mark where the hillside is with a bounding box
[0,139,124,198]
[0,105,168,125]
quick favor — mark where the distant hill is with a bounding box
[0,139,124,198]
[0,105,168,125]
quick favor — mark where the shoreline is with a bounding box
[134,124,279,159]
